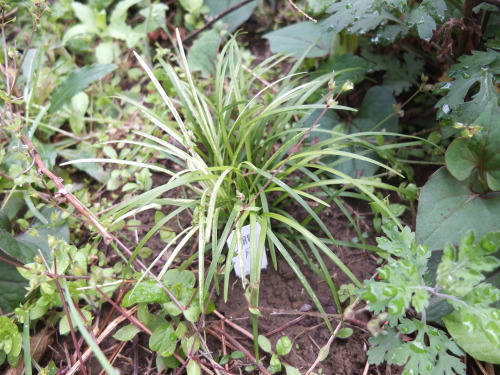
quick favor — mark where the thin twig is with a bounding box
[211,325,273,375]
[95,286,152,335]
[304,321,342,375]
[20,133,113,243]
[182,0,256,43]
[52,276,89,375]
[66,307,137,375]
[287,0,317,23]
[213,310,254,340]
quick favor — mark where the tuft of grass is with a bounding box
[66,30,404,331]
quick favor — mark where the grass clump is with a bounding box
[81,30,403,328]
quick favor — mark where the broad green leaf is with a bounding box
[187,359,201,375]
[110,0,142,25]
[0,210,9,231]
[95,41,119,64]
[139,3,168,32]
[361,51,425,95]
[69,92,90,135]
[48,64,117,114]
[435,50,500,122]
[0,227,24,262]
[337,327,354,339]
[71,2,99,32]
[311,86,397,178]
[445,101,500,192]
[263,21,334,58]
[16,207,70,264]
[0,316,22,361]
[58,145,108,183]
[276,336,293,356]
[137,304,167,331]
[62,24,98,45]
[416,167,500,251]
[122,281,170,307]
[149,323,177,357]
[444,309,500,364]
[258,335,272,353]
[205,0,258,32]
[338,86,397,177]
[113,324,141,341]
[187,29,221,77]
[285,365,302,375]
[21,48,39,96]
[163,269,196,289]
[156,354,181,370]
[59,309,92,335]
[0,260,27,313]
[179,0,203,13]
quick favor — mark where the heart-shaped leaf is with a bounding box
[445,100,500,192]
[416,167,500,251]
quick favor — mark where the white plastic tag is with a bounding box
[227,223,268,278]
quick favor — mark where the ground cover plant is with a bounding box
[0,0,499,374]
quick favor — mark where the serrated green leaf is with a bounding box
[367,327,402,365]
[49,64,117,114]
[362,51,425,94]
[323,0,387,34]
[113,324,141,341]
[437,231,500,296]
[435,50,500,122]
[323,0,447,43]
